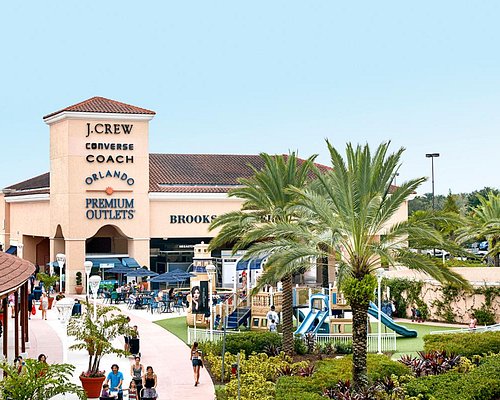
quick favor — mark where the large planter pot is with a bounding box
[48,297,55,310]
[80,375,106,398]
[75,285,84,295]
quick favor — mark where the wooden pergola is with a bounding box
[0,252,35,360]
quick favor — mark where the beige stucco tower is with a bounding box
[43,97,155,293]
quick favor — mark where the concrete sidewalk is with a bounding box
[26,297,215,400]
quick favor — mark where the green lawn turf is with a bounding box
[155,316,189,345]
[155,316,458,359]
[392,322,456,358]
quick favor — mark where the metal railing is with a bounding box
[430,323,500,335]
[314,333,397,352]
[187,327,397,352]
[188,327,241,344]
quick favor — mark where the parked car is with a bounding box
[423,249,450,259]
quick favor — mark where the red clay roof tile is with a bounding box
[0,252,35,295]
[43,96,156,120]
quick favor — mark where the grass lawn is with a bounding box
[393,322,457,358]
[155,316,189,345]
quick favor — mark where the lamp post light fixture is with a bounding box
[56,253,66,293]
[376,268,385,354]
[55,297,75,364]
[206,263,217,342]
[88,275,102,321]
[84,261,93,296]
[425,153,440,210]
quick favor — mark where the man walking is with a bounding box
[105,364,124,400]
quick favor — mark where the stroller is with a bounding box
[129,337,141,357]
[140,387,158,399]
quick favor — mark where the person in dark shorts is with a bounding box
[190,341,204,386]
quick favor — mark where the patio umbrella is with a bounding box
[168,268,196,279]
[149,272,185,284]
[125,269,159,278]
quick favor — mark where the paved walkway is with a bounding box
[24,297,215,400]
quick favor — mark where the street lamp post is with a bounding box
[89,275,102,321]
[376,268,385,354]
[84,261,93,296]
[56,253,66,293]
[425,153,440,210]
[55,297,75,364]
[425,153,440,257]
[206,263,217,342]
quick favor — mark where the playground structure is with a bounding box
[184,243,418,337]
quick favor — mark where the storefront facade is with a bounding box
[0,97,409,293]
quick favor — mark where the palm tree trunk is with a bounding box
[351,301,369,392]
[282,273,294,356]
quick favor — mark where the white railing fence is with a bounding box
[187,328,397,352]
[430,323,500,335]
[188,327,241,344]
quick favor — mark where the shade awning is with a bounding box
[6,246,17,255]
[85,258,122,269]
[122,257,141,268]
[236,256,266,271]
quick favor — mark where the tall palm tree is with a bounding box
[208,152,316,355]
[458,192,500,267]
[245,141,467,391]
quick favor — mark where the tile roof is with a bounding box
[3,154,333,195]
[0,252,35,295]
[43,96,156,120]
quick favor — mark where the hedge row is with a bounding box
[275,354,409,398]
[424,331,500,357]
[202,331,283,355]
[404,355,500,400]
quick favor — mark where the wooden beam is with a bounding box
[2,297,8,360]
[14,290,19,358]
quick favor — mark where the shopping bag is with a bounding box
[31,305,36,315]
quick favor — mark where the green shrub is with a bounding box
[334,341,353,354]
[313,354,410,386]
[205,350,307,383]
[294,336,307,355]
[474,307,496,326]
[225,372,275,400]
[218,332,282,355]
[424,331,500,357]
[275,376,323,400]
[404,355,500,400]
[275,354,410,398]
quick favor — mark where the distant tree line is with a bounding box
[409,187,500,216]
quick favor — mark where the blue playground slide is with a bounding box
[295,308,329,335]
[368,302,417,338]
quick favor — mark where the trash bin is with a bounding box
[72,302,82,316]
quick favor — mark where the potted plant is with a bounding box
[0,358,86,399]
[67,301,132,398]
[36,272,59,309]
[75,271,84,294]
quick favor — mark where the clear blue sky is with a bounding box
[1,1,499,195]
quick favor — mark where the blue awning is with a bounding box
[6,246,17,255]
[85,258,122,269]
[121,257,141,268]
[236,256,266,271]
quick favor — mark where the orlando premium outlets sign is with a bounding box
[84,122,136,220]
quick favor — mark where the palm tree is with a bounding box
[245,141,467,391]
[209,152,317,355]
[458,192,500,267]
